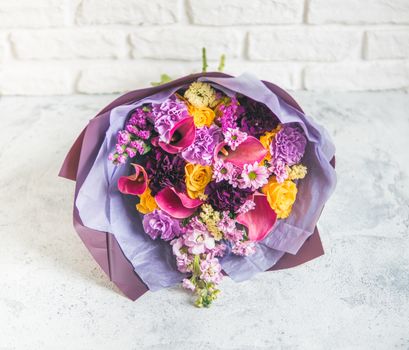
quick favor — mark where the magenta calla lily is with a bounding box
[155,187,202,219]
[236,193,277,242]
[118,164,148,195]
[214,136,267,167]
[158,117,196,154]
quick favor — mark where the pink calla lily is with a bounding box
[237,193,277,242]
[158,117,196,154]
[214,136,267,167]
[155,187,202,219]
[117,164,148,195]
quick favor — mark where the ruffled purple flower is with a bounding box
[181,125,222,166]
[270,125,307,166]
[142,209,181,241]
[152,97,189,142]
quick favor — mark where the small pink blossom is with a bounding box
[268,158,288,183]
[200,257,223,284]
[240,162,269,190]
[117,130,130,145]
[224,128,248,151]
[126,147,136,158]
[237,199,256,214]
[176,255,192,273]
[117,154,127,164]
[171,237,185,258]
[210,243,227,258]
[232,241,257,256]
[115,144,125,154]
[182,278,196,291]
[217,211,236,233]
[184,228,215,255]
[224,228,244,242]
[212,160,235,183]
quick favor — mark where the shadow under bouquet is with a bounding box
[60,72,336,307]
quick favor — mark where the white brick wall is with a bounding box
[0,0,408,95]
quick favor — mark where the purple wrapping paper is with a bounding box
[59,72,335,300]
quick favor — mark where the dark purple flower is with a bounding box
[237,97,279,137]
[145,148,187,195]
[270,125,307,166]
[142,209,181,241]
[205,180,253,213]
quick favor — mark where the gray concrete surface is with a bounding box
[0,92,408,349]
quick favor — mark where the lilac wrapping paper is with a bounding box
[59,72,335,299]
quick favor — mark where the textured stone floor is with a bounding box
[0,92,408,349]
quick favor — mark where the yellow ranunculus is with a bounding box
[185,163,212,199]
[262,178,297,219]
[136,187,158,214]
[189,105,215,127]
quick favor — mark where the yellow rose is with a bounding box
[189,105,215,127]
[185,163,212,199]
[136,187,158,214]
[262,178,297,219]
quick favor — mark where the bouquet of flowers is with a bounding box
[60,70,336,307]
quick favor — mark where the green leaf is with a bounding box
[151,74,172,86]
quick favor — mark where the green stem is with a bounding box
[218,54,226,72]
[202,47,208,73]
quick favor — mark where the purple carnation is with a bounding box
[270,125,307,166]
[181,125,222,165]
[237,97,279,137]
[205,180,253,213]
[142,209,181,241]
[152,97,189,142]
[145,148,187,195]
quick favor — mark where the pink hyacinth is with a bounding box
[224,127,248,151]
[232,240,256,256]
[184,226,215,255]
[240,162,269,190]
[176,255,193,273]
[171,237,185,257]
[200,257,223,284]
[182,278,196,291]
